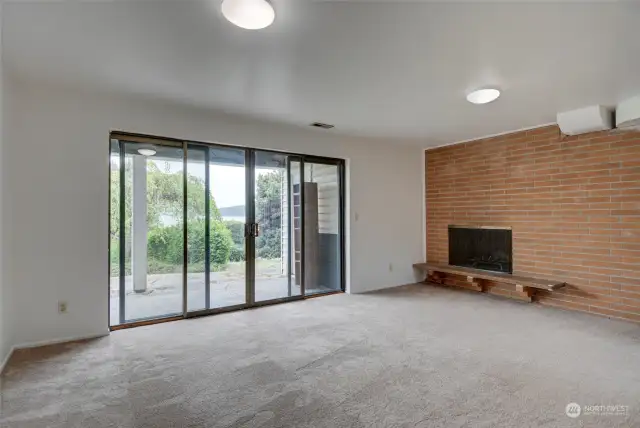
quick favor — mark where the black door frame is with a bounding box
[109,132,346,329]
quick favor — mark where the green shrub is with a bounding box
[229,245,245,262]
[224,220,245,247]
[187,221,206,264]
[147,220,233,272]
[211,221,233,267]
[148,224,183,265]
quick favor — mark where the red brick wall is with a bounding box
[426,125,640,322]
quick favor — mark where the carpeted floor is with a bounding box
[1,283,639,427]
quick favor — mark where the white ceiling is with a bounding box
[3,0,639,146]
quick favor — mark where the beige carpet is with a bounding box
[1,283,639,427]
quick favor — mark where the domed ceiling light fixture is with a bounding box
[221,0,275,30]
[466,88,501,105]
[137,148,157,157]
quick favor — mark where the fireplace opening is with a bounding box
[448,226,512,274]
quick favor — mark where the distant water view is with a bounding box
[219,205,245,223]
[222,216,245,222]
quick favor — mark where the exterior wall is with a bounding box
[310,164,340,235]
[308,164,341,290]
[426,125,640,322]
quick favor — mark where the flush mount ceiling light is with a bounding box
[221,0,275,30]
[137,148,157,157]
[466,88,501,105]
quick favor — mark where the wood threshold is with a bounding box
[110,315,183,331]
[304,290,344,299]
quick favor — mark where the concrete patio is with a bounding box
[110,261,337,324]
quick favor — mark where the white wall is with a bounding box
[0,3,11,370]
[0,11,4,365]
[4,75,424,347]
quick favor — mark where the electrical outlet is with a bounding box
[58,301,68,314]
[389,263,393,272]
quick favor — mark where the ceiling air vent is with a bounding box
[310,122,334,129]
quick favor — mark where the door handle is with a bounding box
[252,223,260,237]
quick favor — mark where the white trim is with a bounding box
[425,122,557,151]
[421,150,427,262]
[344,158,352,294]
[0,346,16,375]
[12,332,110,351]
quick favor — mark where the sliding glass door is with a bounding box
[110,138,185,326]
[186,144,247,313]
[110,134,345,328]
[303,161,343,295]
[253,151,302,303]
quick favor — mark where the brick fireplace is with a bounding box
[425,125,640,322]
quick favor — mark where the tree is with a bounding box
[110,157,286,273]
[224,220,245,247]
[255,170,283,259]
[110,158,222,240]
[110,156,229,273]
[224,220,246,261]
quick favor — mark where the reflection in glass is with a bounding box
[209,146,247,309]
[110,141,185,325]
[186,145,248,311]
[254,151,300,302]
[303,163,342,294]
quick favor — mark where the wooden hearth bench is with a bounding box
[413,262,565,302]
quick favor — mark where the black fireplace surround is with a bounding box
[448,226,513,274]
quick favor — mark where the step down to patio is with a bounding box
[413,263,565,302]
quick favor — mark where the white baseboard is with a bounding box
[14,332,110,350]
[0,345,16,375]
[0,331,110,374]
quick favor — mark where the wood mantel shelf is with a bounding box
[413,263,565,302]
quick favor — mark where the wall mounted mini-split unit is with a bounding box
[616,95,640,130]
[556,105,613,136]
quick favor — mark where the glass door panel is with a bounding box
[110,140,185,326]
[289,159,303,297]
[303,162,342,295]
[253,151,300,302]
[209,146,247,309]
[186,144,247,312]
[185,145,207,312]
[109,140,121,326]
